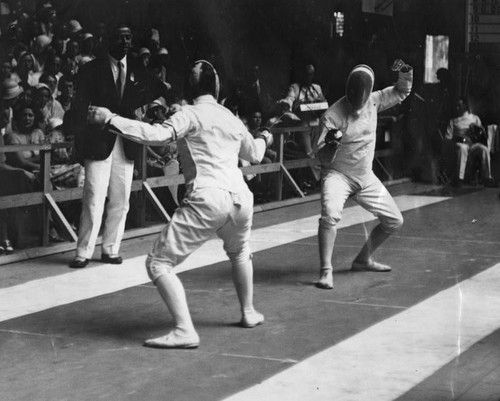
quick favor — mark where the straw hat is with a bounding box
[36,82,51,94]
[47,117,63,131]
[68,19,83,33]
[1,78,23,100]
[139,47,151,56]
[157,47,169,56]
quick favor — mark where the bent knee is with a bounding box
[226,244,251,265]
[145,255,175,282]
[319,214,340,229]
[381,214,404,233]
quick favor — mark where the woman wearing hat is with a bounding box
[12,52,39,86]
[33,82,64,131]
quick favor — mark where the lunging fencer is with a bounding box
[312,60,413,290]
[87,61,272,349]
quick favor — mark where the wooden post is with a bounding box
[40,145,52,246]
[277,132,284,201]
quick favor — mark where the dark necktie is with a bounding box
[116,61,124,99]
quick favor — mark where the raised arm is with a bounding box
[374,61,413,113]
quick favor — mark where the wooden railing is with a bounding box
[0,124,401,260]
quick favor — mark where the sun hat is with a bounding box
[68,19,82,33]
[47,117,63,131]
[157,47,168,56]
[1,78,23,100]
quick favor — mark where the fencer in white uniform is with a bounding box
[87,60,273,349]
[312,60,413,290]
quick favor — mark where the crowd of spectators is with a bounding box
[1,2,497,259]
[0,1,345,254]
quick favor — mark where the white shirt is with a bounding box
[109,95,267,196]
[445,111,482,141]
[108,54,127,91]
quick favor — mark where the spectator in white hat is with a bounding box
[0,78,23,135]
[32,34,52,71]
[12,52,39,86]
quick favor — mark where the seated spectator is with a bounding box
[221,78,245,118]
[0,103,37,255]
[12,51,39,86]
[51,36,66,58]
[279,63,327,155]
[33,82,64,130]
[37,2,57,39]
[4,105,45,172]
[1,78,24,135]
[246,109,277,202]
[444,97,497,187]
[62,39,81,75]
[67,19,83,41]
[278,63,327,189]
[79,33,96,67]
[18,82,33,107]
[56,74,74,112]
[0,61,13,81]
[31,34,52,72]
[138,47,151,69]
[153,47,169,82]
[39,72,58,99]
[243,64,273,118]
[46,117,84,189]
[38,54,64,95]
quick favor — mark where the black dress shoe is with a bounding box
[101,254,123,264]
[69,258,89,269]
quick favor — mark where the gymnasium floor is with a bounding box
[1,182,500,401]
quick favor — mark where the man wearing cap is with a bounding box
[87,60,272,349]
[69,24,166,269]
[312,60,413,290]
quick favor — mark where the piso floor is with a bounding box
[1,181,500,401]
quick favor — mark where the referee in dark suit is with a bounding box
[70,23,165,268]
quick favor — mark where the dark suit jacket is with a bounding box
[73,56,166,163]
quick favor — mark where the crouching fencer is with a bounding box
[312,60,413,290]
[87,60,273,348]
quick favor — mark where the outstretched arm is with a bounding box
[87,106,190,146]
[239,129,273,164]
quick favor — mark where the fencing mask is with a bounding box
[345,64,374,111]
[188,60,220,101]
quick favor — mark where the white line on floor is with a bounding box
[320,300,407,309]
[0,195,448,323]
[222,263,500,401]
